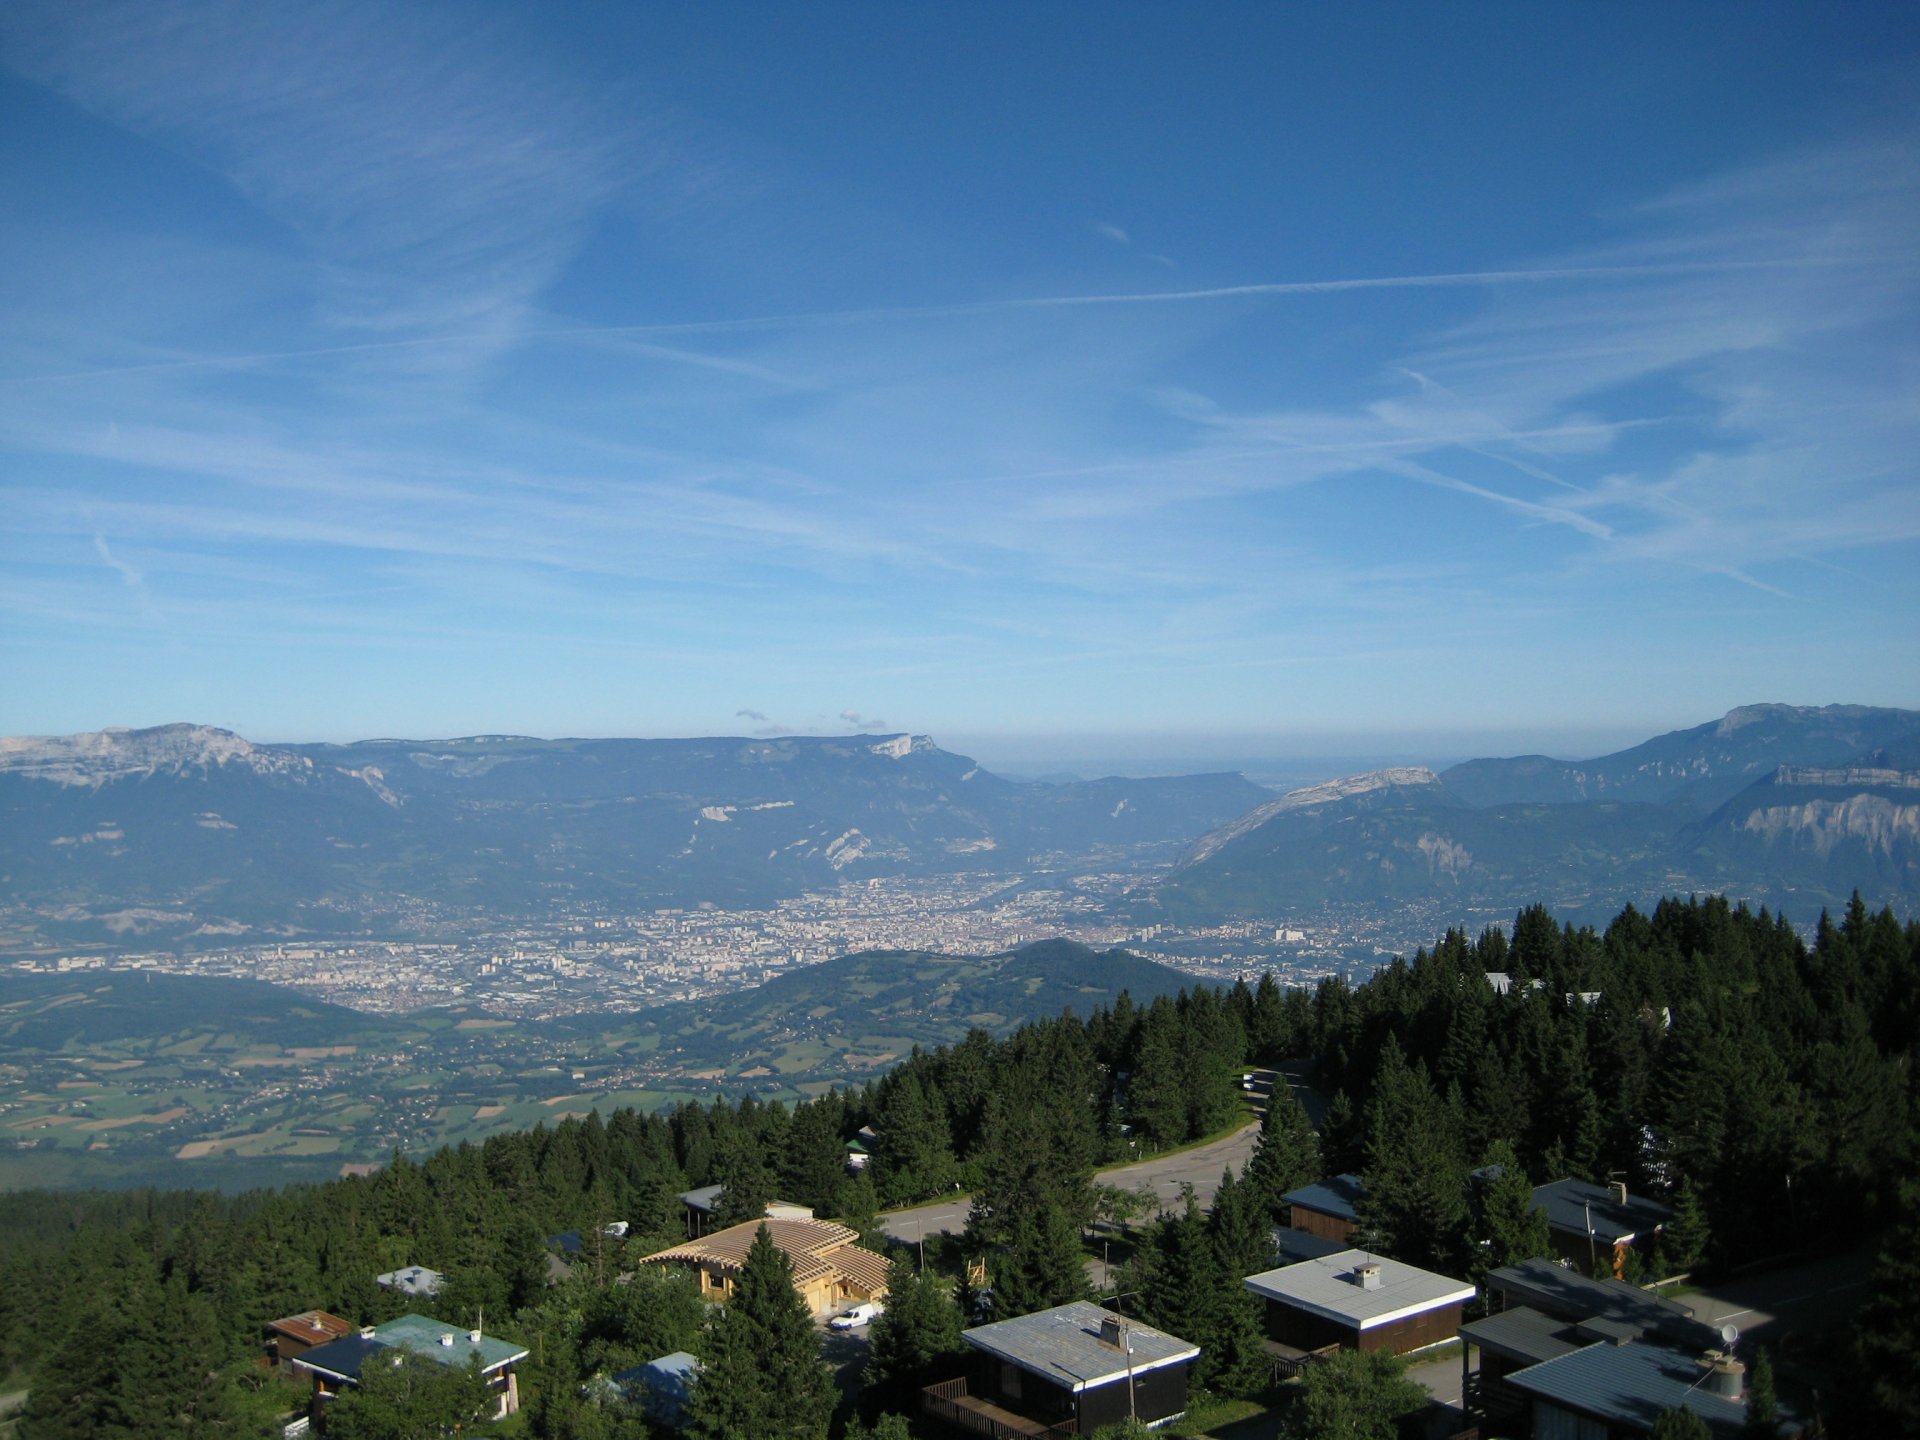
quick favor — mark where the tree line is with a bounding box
[0,892,1914,1437]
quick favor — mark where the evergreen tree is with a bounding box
[870,1067,956,1205]
[684,1225,834,1440]
[1320,1089,1365,1176]
[1243,1089,1322,1223]
[832,1170,883,1247]
[843,1416,915,1440]
[1141,1196,1265,1397]
[16,1243,240,1440]
[1662,1175,1711,1274]
[1248,973,1292,1060]
[865,1256,965,1406]
[1850,1205,1920,1436]
[783,1097,854,1215]
[1356,1040,1467,1271]
[991,1202,1089,1319]
[1468,1140,1551,1286]
[1743,1346,1778,1438]
[712,1132,775,1227]
[1649,1407,1712,1440]
[1206,1169,1273,1280]
[1127,1001,1190,1146]
[1283,1348,1425,1440]
[323,1351,495,1440]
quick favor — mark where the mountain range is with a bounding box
[1150,703,1920,922]
[2,705,1916,949]
[0,725,1268,944]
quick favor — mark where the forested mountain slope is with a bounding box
[1154,704,1920,921]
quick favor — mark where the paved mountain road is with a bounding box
[877,1118,1261,1245]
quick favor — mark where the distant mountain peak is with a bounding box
[0,722,313,788]
[1271,766,1440,811]
[1181,766,1439,866]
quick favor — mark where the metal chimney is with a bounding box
[1697,1352,1745,1401]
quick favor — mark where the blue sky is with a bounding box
[2,2,1917,767]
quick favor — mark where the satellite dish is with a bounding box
[1720,1324,1740,1349]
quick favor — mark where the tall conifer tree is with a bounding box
[1244,1089,1322,1222]
[685,1225,833,1440]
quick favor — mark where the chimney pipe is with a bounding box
[1697,1352,1745,1401]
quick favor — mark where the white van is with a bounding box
[828,1301,882,1330]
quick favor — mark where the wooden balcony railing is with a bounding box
[921,1377,1076,1439]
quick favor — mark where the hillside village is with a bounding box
[2,894,1914,1439]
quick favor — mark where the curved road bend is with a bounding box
[878,1118,1261,1246]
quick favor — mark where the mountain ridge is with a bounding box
[0,724,1272,946]
[1154,704,1920,921]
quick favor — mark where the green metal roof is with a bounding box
[374,1314,528,1374]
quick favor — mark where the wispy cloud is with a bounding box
[0,0,638,367]
[1,9,1914,743]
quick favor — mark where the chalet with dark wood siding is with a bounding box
[1531,1179,1673,1278]
[1281,1173,1367,1244]
[1460,1258,1723,1433]
[1505,1337,1804,1438]
[1244,1249,1473,1356]
[923,1302,1200,1437]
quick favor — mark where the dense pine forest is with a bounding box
[1,894,1915,1438]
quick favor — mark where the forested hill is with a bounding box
[564,938,1196,1073]
[2,893,1915,1438]
[1152,702,1920,921]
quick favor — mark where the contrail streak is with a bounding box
[3,258,1824,385]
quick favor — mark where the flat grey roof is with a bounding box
[1271,1226,1351,1265]
[1506,1339,1786,1439]
[1532,1178,1673,1244]
[962,1302,1199,1393]
[1459,1306,1584,1366]
[1487,1259,1716,1351]
[1245,1249,1473,1330]
[1281,1173,1367,1221]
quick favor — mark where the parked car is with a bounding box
[828,1302,882,1330]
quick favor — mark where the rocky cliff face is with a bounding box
[0,723,315,787]
[1154,710,1920,921]
[1180,767,1439,866]
[1736,794,1920,856]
